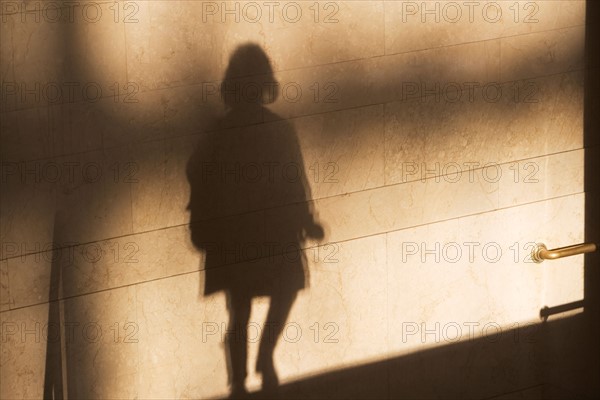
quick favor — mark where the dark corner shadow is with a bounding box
[583,0,600,396]
[186,43,325,398]
[41,6,98,396]
[43,212,65,400]
[584,0,600,327]
[218,315,593,400]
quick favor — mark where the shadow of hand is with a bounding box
[304,220,325,241]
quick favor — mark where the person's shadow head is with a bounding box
[220,43,279,114]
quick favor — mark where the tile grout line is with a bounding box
[0,190,584,314]
[0,145,586,262]
[2,67,588,168]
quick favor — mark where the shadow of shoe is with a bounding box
[229,383,248,399]
[257,356,280,393]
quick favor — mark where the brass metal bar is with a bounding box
[532,242,597,263]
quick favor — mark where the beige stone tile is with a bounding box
[386,218,485,355]
[0,106,52,162]
[303,165,497,246]
[290,104,385,199]
[5,14,67,110]
[125,1,237,91]
[0,303,48,400]
[61,285,139,399]
[130,104,385,233]
[264,0,385,71]
[130,117,320,232]
[126,1,384,92]
[454,212,543,324]
[72,225,200,296]
[457,194,584,321]
[386,193,584,357]
[384,71,584,186]
[289,185,421,245]
[130,136,197,233]
[422,168,499,222]
[0,2,590,397]
[57,235,162,299]
[135,272,229,399]
[134,235,388,397]
[0,145,136,260]
[7,78,197,162]
[267,38,501,121]
[493,71,584,161]
[499,149,584,208]
[321,185,409,244]
[52,148,134,244]
[384,97,501,186]
[0,259,11,311]
[4,2,128,111]
[129,224,200,278]
[5,222,201,307]
[388,109,508,204]
[382,37,502,99]
[101,83,223,148]
[538,205,585,311]
[277,235,388,387]
[0,175,56,261]
[7,252,52,309]
[49,101,104,157]
[385,0,585,55]
[500,25,585,81]
[0,13,15,112]
[265,56,385,121]
[7,30,509,160]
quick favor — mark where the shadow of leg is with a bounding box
[225,291,251,399]
[256,291,297,394]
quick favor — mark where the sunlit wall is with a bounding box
[0,1,587,398]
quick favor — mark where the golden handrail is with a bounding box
[531,242,597,263]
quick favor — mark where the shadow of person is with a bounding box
[186,43,324,398]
